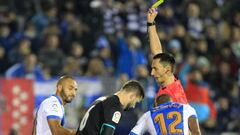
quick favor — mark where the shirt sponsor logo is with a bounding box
[112,111,121,123]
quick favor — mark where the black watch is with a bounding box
[147,22,155,27]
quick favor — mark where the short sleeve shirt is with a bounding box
[157,79,188,104]
[130,102,197,135]
[35,95,65,135]
[77,95,123,135]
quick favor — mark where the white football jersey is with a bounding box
[130,102,197,135]
[35,95,65,135]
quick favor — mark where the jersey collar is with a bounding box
[160,101,172,106]
[52,95,63,105]
[151,102,172,111]
[113,95,124,110]
[161,78,178,90]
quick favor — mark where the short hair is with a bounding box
[57,75,75,86]
[153,53,176,72]
[121,80,145,99]
[155,94,171,106]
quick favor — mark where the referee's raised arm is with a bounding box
[147,8,163,56]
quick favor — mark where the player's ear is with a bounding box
[57,84,63,91]
[129,92,135,100]
[165,65,171,74]
[154,99,157,107]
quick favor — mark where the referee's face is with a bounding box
[151,59,167,84]
[61,79,78,104]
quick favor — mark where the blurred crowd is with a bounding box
[0,0,239,134]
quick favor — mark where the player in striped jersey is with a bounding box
[130,94,201,135]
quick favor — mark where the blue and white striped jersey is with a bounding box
[130,102,197,135]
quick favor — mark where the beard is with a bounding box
[124,103,133,111]
[61,88,74,104]
[64,97,73,103]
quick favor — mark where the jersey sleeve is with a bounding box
[103,102,122,129]
[130,111,150,135]
[185,105,198,119]
[44,100,63,120]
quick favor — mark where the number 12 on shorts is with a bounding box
[154,111,183,135]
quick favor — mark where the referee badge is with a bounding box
[112,111,121,123]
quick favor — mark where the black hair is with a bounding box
[121,80,145,99]
[153,53,176,72]
[155,94,171,106]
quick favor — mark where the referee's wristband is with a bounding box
[147,22,155,27]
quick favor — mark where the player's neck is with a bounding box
[115,91,127,109]
[162,75,175,87]
[56,93,65,105]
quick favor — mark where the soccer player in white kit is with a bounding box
[32,76,78,135]
[130,94,201,135]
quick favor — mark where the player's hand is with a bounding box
[147,8,158,23]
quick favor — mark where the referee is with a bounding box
[147,8,188,104]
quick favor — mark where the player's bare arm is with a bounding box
[48,119,76,135]
[188,116,201,135]
[147,8,163,55]
[32,116,37,135]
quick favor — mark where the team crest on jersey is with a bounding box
[112,111,121,123]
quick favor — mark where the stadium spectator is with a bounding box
[186,2,204,39]
[31,3,58,36]
[5,53,45,81]
[216,96,238,132]
[68,41,88,73]
[102,0,123,34]
[185,67,216,124]
[0,23,12,53]
[156,6,177,33]
[0,46,9,75]
[61,56,82,76]
[95,35,114,74]
[85,57,106,77]
[167,39,183,65]
[171,24,188,53]
[8,38,32,64]
[195,38,210,58]
[117,34,147,78]
[38,34,65,76]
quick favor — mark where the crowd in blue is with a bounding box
[0,0,239,134]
